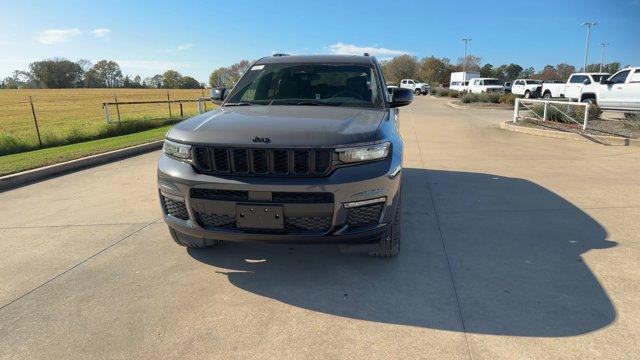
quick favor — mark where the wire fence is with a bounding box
[0,88,213,154]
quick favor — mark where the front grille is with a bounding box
[190,188,249,201]
[272,192,333,203]
[195,212,331,233]
[192,147,333,177]
[195,212,235,229]
[347,204,383,227]
[161,196,189,220]
[285,216,332,232]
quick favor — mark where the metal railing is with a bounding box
[513,98,590,130]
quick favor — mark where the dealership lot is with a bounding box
[1,97,639,359]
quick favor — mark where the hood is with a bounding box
[167,105,387,147]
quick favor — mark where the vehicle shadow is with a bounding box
[188,168,617,337]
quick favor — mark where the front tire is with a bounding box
[524,90,531,99]
[543,91,551,99]
[169,227,220,248]
[582,97,596,105]
[370,196,401,257]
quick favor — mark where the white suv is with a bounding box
[467,78,504,93]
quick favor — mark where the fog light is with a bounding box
[343,197,386,209]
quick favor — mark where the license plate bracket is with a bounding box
[236,204,284,230]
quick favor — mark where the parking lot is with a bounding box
[1,96,639,359]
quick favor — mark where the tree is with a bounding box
[480,63,494,78]
[555,63,576,81]
[86,60,123,87]
[208,59,252,88]
[503,64,524,81]
[178,76,201,89]
[381,55,420,84]
[143,74,163,88]
[418,56,453,86]
[585,62,620,74]
[538,65,557,81]
[1,70,37,88]
[518,67,536,79]
[162,70,182,88]
[29,58,84,88]
[457,55,482,73]
[209,67,234,87]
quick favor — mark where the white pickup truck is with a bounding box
[511,79,542,98]
[399,79,430,95]
[590,67,640,112]
[540,73,610,100]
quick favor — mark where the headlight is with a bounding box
[163,139,192,161]
[336,142,390,163]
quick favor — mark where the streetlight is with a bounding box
[582,22,597,71]
[462,38,471,73]
[599,42,609,72]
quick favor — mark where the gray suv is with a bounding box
[157,55,413,257]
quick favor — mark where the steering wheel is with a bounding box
[331,90,363,100]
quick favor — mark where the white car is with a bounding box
[511,79,542,98]
[399,79,430,95]
[590,67,640,112]
[467,78,504,93]
[540,73,610,100]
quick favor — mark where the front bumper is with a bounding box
[157,151,402,244]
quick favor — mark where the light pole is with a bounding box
[582,22,597,71]
[599,42,609,72]
[461,38,471,73]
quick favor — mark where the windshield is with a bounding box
[525,80,542,84]
[483,79,501,85]
[225,63,384,109]
[591,74,609,82]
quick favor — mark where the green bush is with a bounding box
[623,113,640,130]
[448,90,460,98]
[461,92,501,104]
[499,93,517,105]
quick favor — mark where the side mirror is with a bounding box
[600,78,612,85]
[211,87,227,102]
[389,88,413,108]
[582,79,591,85]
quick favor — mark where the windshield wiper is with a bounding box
[269,99,338,106]
[224,102,254,106]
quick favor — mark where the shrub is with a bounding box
[461,92,501,104]
[448,90,460,98]
[461,93,479,103]
[529,103,601,123]
[499,93,517,105]
[623,113,640,130]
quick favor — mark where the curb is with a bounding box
[500,121,640,147]
[0,140,164,192]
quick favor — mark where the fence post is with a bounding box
[513,98,519,123]
[167,92,172,118]
[114,94,122,127]
[29,96,43,147]
[103,103,110,123]
[543,101,548,122]
[583,103,589,130]
[179,101,184,118]
[197,98,202,114]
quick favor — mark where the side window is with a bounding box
[569,75,581,84]
[408,80,414,85]
[610,70,631,84]
[630,69,640,83]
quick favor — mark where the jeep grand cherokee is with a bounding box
[157,54,412,257]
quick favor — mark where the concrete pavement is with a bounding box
[1,96,639,359]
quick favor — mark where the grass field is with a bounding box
[0,88,212,154]
[0,125,171,176]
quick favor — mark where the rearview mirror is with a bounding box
[211,87,227,102]
[389,88,413,108]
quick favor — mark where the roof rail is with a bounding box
[272,53,289,57]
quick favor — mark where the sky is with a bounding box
[1,0,639,83]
